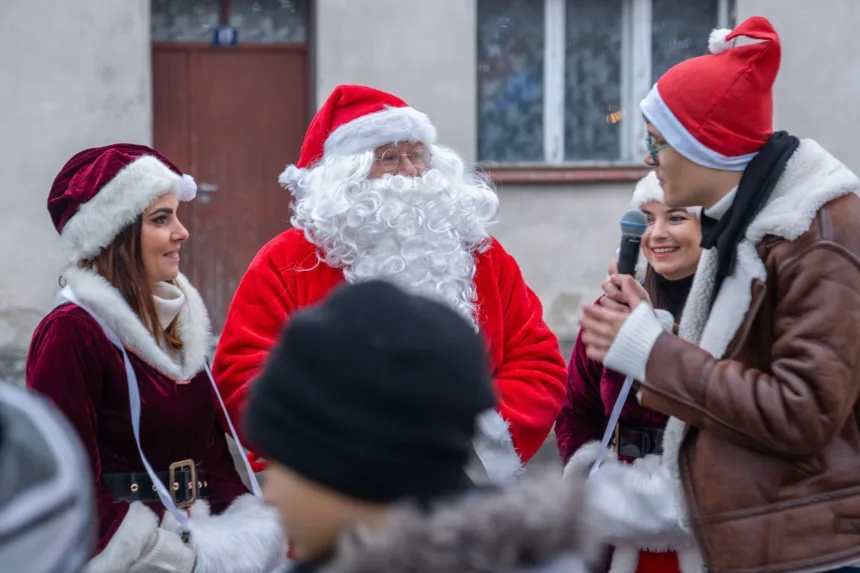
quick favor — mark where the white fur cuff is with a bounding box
[584,454,686,545]
[603,303,664,383]
[187,494,287,573]
[472,409,523,484]
[83,502,159,573]
[563,441,615,479]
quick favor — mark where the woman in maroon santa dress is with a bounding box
[556,171,702,573]
[26,144,286,573]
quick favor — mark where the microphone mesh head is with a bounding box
[620,209,648,238]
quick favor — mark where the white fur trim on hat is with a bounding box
[631,172,701,218]
[708,28,734,54]
[324,105,437,158]
[640,85,758,172]
[630,172,665,209]
[59,155,197,262]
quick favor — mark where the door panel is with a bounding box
[153,44,308,332]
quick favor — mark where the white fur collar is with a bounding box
[58,266,212,381]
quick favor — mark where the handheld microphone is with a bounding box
[617,210,648,276]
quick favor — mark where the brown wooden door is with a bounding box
[153,44,308,332]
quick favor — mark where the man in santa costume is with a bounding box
[213,84,567,482]
[577,16,860,573]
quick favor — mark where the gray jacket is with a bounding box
[304,470,599,573]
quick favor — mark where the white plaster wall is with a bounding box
[313,0,477,160]
[492,182,636,350]
[737,0,860,175]
[0,0,152,370]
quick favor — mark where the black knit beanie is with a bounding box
[245,280,495,504]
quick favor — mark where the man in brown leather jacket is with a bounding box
[578,16,860,573]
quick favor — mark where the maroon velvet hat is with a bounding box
[48,143,197,262]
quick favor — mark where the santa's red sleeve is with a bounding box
[474,241,567,481]
[212,236,298,468]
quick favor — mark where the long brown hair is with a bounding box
[78,216,184,352]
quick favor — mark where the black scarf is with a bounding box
[699,131,800,305]
[654,273,695,323]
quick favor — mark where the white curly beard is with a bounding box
[283,145,500,328]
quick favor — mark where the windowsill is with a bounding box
[479,163,650,185]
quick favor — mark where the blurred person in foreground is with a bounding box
[27,144,285,573]
[214,84,566,483]
[0,381,95,573]
[578,16,860,573]
[556,171,702,573]
[246,279,598,573]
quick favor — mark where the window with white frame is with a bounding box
[477,0,734,165]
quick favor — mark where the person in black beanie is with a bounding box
[246,280,599,573]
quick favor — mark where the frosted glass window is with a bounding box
[152,0,308,44]
[652,0,720,82]
[564,0,623,161]
[477,0,545,163]
[229,0,308,43]
[151,0,219,43]
[477,0,726,164]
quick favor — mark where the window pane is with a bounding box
[651,0,719,83]
[151,0,219,43]
[477,0,545,163]
[564,0,623,161]
[229,0,308,43]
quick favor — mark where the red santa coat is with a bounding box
[213,227,567,480]
[26,267,285,573]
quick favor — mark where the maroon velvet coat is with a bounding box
[26,268,250,555]
[555,297,669,464]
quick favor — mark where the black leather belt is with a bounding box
[102,459,208,508]
[613,425,664,458]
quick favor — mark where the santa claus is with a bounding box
[212,84,566,482]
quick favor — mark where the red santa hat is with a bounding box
[631,171,701,218]
[281,84,437,188]
[639,16,781,171]
[47,143,197,262]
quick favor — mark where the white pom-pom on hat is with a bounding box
[709,28,735,54]
[630,171,664,210]
[176,174,197,201]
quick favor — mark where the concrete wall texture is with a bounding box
[1,0,858,377]
[738,0,860,176]
[0,0,152,376]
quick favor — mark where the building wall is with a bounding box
[2,0,859,377]
[493,182,634,349]
[314,0,478,161]
[737,0,860,176]
[0,0,152,376]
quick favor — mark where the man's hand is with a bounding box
[581,273,651,362]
